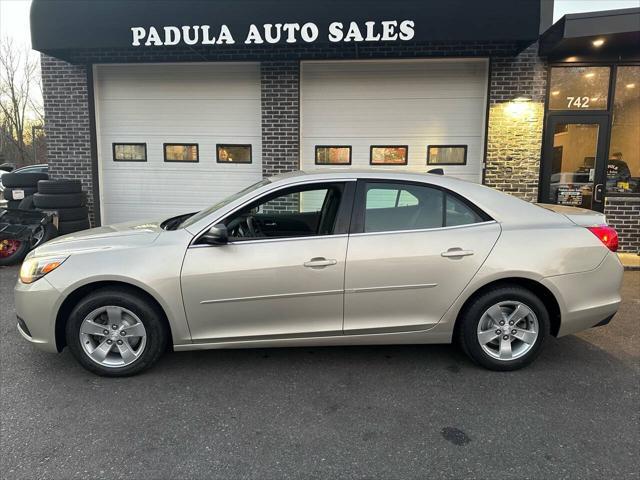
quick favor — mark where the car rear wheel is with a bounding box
[65,288,168,376]
[458,285,549,371]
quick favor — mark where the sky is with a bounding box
[1,0,640,51]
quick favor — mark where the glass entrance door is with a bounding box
[540,115,609,211]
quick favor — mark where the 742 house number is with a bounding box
[567,96,590,108]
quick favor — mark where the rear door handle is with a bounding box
[304,257,337,268]
[441,248,474,258]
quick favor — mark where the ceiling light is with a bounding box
[551,90,560,96]
[512,95,531,102]
[566,56,578,62]
[592,38,605,47]
[626,83,636,89]
[585,72,595,78]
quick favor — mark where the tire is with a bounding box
[65,288,168,376]
[37,179,83,194]
[17,196,35,211]
[33,192,86,209]
[58,219,91,235]
[40,206,88,222]
[4,187,37,201]
[457,285,550,371]
[2,172,48,188]
[0,238,30,266]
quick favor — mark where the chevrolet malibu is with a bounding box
[15,171,623,376]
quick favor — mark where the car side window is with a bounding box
[224,183,345,240]
[445,194,485,227]
[363,182,443,233]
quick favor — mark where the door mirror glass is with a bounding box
[201,224,228,245]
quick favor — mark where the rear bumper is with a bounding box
[543,251,623,337]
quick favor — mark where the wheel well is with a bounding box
[454,278,562,338]
[55,281,174,352]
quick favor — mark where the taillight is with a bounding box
[587,225,619,252]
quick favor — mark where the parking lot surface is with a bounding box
[1,266,638,479]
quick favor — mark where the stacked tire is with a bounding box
[34,180,91,235]
[2,172,49,209]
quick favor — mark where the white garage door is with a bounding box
[95,63,262,224]
[301,59,488,182]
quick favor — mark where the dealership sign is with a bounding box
[131,20,415,46]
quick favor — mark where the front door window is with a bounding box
[548,122,601,209]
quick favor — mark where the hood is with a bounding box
[32,219,164,257]
[534,203,607,227]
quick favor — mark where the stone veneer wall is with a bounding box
[485,44,547,202]
[605,197,640,253]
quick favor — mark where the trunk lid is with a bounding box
[534,203,607,227]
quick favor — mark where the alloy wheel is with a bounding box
[79,306,147,368]
[476,301,539,361]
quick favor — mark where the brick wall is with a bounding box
[485,43,547,202]
[605,197,640,253]
[40,54,97,226]
[261,61,300,176]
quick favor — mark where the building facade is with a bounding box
[30,1,639,251]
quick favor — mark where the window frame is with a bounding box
[427,145,468,166]
[112,143,147,162]
[216,144,253,164]
[314,145,353,166]
[194,181,357,245]
[163,143,200,163]
[350,179,492,235]
[369,145,409,166]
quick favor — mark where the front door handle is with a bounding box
[304,257,337,268]
[441,248,474,258]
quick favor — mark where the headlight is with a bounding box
[19,255,68,284]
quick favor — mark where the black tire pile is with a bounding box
[2,172,49,209]
[34,180,91,235]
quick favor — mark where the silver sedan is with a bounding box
[15,171,623,376]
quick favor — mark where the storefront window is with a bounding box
[607,66,640,194]
[164,144,199,162]
[315,146,351,165]
[549,67,610,110]
[370,146,408,165]
[217,144,252,163]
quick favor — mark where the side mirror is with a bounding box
[428,168,444,175]
[200,223,228,245]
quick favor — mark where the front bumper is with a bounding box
[14,277,62,353]
[543,251,623,337]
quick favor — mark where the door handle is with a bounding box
[441,248,474,258]
[264,222,277,227]
[594,184,603,203]
[304,257,337,268]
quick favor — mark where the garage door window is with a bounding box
[164,144,199,162]
[427,145,467,166]
[315,146,352,165]
[370,146,408,165]
[113,143,147,162]
[217,144,252,164]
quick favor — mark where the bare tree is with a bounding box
[0,38,44,166]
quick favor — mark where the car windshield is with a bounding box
[178,178,271,229]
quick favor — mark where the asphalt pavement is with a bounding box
[1,265,638,479]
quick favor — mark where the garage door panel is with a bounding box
[97,64,261,100]
[301,60,488,183]
[98,100,261,136]
[96,63,262,224]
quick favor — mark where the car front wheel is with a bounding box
[65,288,168,376]
[458,285,550,371]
